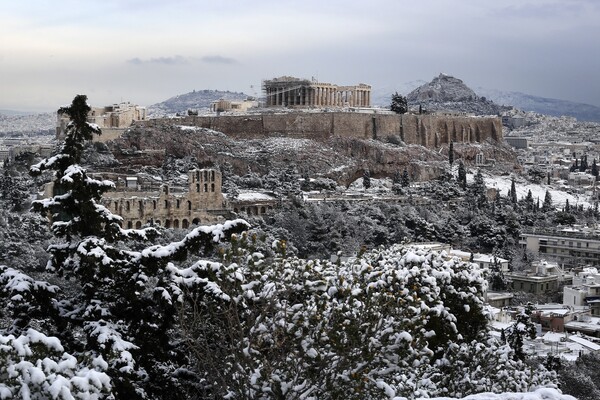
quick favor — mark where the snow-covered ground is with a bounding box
[469,172,592,209]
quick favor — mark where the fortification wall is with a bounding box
[138,112,502,146]
[332,113,372,139]
[263,113,333,140]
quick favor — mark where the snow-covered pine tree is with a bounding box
[21,94,249,398]
[390,92,408,114]
[393,170,402,185]
[542,190,553,212]
[402,168,410,187]
[504,304,537,361]
[510,178,518,204]
[471,169,487,208]
[457,160,467,189]
[363,169,371,190]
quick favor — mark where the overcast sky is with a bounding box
[1,0,599,112]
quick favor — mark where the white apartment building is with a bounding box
[520,228,600,268]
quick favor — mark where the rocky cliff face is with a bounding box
[108,123,518,186]
[407,74,510,116]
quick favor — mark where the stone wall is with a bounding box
[137,112,503,147]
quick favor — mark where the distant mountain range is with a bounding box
[475,87,600,122]
[147,89,250,116]
[372,76,600,122]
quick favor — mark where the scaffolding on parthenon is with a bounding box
[262,76,371,108]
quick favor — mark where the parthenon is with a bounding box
[263,76,371,108]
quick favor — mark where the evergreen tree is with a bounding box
[471,169,487,208]
[505,304,537,361]
[510,178,518,204]
[565,198,570,213]
[542,190,553,212]
[363,169,371,190]
[393,170,402,186]
[392,170,403,195]
[592,159,598,178]
[390,92,408,114]
[401,168,410,187]
[449,141,454,166]
[24,94,249,398]
[580,155,588,172]
[457,160,467,189]
[525,189,533,205]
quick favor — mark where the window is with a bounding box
[211,183,215,192]
[187,201,192,211]
[196,183,200,193]
[211,170,215,181]
[126,201,130,212]
[204,183,208,192]
[176,199,180,209]
[164,200,168,209]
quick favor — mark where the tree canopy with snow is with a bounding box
[180,241,557,399]
[0,94,249,398]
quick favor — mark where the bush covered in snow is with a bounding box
[181,242,557,399]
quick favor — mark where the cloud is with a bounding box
[201,55,237,65]
[127,55,190,65]
[127,55,238,66]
